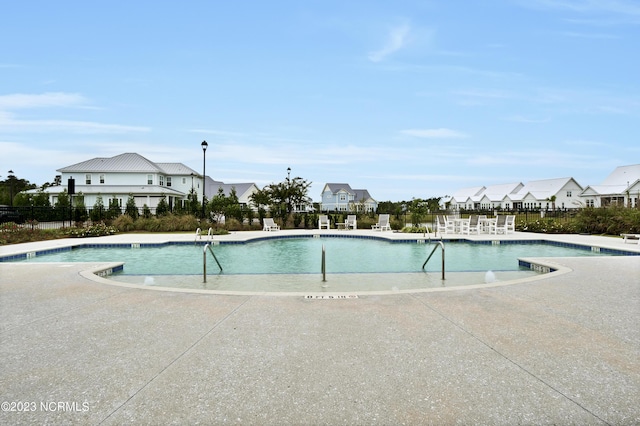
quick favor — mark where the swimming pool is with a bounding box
[7,236,630,293]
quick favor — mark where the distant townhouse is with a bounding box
[449,178,583,211]
[508,177,583,210]
[448,186,485,210]
[320,183,378,212]
[579,164,640,208]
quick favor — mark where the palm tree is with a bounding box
[546,195,557,211]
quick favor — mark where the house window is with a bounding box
[159,176,165,186]
[85,174,92,184]
[182,177,186,184]
[339,194,346,201]
[567,191,572,197]
[147,175,153,185]
[587,199,594,207]
[100,174,105,184]
[166,177,172,187]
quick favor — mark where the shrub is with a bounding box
[401,226,429,233]
[113,215,135,232]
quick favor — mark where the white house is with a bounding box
[508,177,583,210]
[25,152,258,211]
[449,178,583,211]
[579,164,640,208]
[448,186,485,210]
[320,183,378,212]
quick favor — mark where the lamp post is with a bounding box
[8,170,14,207]
[287,167,291,216]
[201,140,208,219]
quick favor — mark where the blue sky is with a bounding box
[1,0,639,202]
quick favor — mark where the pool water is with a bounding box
[15,237,619,275]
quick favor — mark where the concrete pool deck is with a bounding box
[1,230,639,424]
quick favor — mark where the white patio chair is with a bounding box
[318,215,331,229]
[436,215,454,234]
[464,215,481,235]
[371,214,391,231]
[490,215,508,234]
[459,217,471,234]
[505,215,516,234]
[345,215,357,230]
[263,218,280,231]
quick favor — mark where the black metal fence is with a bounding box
[0,206,140,229]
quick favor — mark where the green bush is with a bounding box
[113,215,135,231]
[517,207,639,235]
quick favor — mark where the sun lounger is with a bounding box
[345,215,357,230]
[372,214,391,231]
[621,233,640,244]
[318,215,331,229]
[263,218,280,231]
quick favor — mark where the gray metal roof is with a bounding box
[205,177,257,199]
[58,153,165,174]
[156,162,200,176]
[58,153,202,177]
[324,183,354,194]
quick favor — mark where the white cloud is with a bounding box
[0,92,88,109]
[0,112,150,133]
[401,128,469,139]
[368,23,411,62]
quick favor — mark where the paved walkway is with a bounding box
[1,231,639,425]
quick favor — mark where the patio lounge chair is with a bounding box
[436,215,454,234]
[372,214,391,231]
[263,218,280,231]
[490,215,508,234]
[318,215,331,229]
[505,215,516,234]
[621,233,640,244]
[464,215,481,235]
[345,215,357,230]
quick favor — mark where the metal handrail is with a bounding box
[422,241,445,280]
[321,244,326,282]
[203,243,223,283]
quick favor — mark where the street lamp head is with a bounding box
[201,140,208,152]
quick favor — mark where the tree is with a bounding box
[73,192,89,222]
[248,175,311,227]
[409,198,429,227]
[107,196,122,219]
[32,189,51,207]
[209,187,229,224]
[54,190,71,221]
[125,193,139,219]
[209,187,243,225]
[91,195,105,222]
[156,196,170,216]
[187,187,201,216]
[0,174,35,206]
[249,187,271,223]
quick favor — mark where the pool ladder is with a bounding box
[422,241,445,280]
[203,243,223,283]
